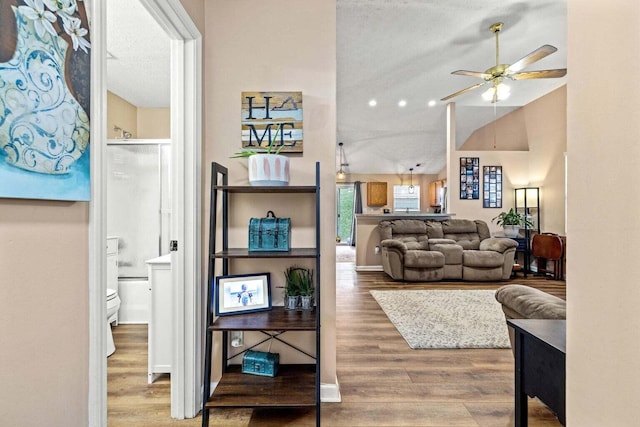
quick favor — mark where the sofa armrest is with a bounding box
[480,237,518,253]
[380,239,409,253]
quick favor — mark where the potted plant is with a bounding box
[492,208,534,238]
[232,126,289,186]
[284,266,314,310]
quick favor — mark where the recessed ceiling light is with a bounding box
[398,99,407,107]
[428,100,436,107]
[368,99,377,107]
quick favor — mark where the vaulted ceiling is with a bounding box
[106,0,567,175]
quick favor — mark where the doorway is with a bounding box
[90,0,202,424]
[336,183,354,245]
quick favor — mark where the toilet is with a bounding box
[106,288,121,357]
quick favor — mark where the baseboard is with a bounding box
[355,265,383,272]
[205,381,341,403]
[321,379,342,402]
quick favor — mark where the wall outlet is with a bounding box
[231,331,243,347]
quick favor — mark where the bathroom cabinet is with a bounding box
[201,162,321,427]
[106,236,119,324]
[146,254,172,383]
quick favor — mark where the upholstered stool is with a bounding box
[495,284,566,349]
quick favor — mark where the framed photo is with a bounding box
[215,273,272,316]
[483,165,503,208]
[459,157,480,199]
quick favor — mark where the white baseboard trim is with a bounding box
[321,379,342,402]
[355,265,383,272]
[205,381,341,403]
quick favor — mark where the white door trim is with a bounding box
[88,0,202,424]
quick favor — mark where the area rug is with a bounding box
[369,289,511,349]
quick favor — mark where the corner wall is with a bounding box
[448,86,567,235]
[566,0,640,424]
[203,0,337,391]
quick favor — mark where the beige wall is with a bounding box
[0,200,89,426]
[566,0,640,424]
[450,86,567,235]
[204,0,336,385]
[107,91,170,139]
[137,108,171,139]
[107,91,138,139]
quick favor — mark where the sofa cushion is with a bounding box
[403,250,445,268]
[462,250,504,268]
[430,243,463,264]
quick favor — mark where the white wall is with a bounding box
[566,0,640,424]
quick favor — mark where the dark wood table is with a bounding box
[507,319,566,426]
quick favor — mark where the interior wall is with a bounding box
[449,86,567,235]
[137,108,171,139]
[0,200,89,426]
[203,0,337,388]
[566,0,640,424]
[107,90,138,139]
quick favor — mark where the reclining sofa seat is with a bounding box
[379,219,518,281]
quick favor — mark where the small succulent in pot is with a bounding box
[284,266,314,310]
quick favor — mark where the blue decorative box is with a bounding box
[248,210,290,252]
[242,350,280,377]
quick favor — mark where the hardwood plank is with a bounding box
[108,253,565,426]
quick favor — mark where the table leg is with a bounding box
[514,330,528,427]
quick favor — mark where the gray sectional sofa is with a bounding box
[378,219,518,281]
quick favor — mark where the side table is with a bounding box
[507,319,566,427]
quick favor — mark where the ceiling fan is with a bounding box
[441,22,567,103]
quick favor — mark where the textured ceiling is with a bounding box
[106,1,567,174]
[337,0,567,175]
[106,0,170,108]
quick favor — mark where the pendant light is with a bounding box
[337,142,347,180]
[408,167,415,193]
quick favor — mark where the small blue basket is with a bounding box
[242,350,280,377]
[248,210,290,252]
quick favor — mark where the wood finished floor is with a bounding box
[108,255,565,426]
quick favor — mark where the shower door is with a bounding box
[107,141,171,278]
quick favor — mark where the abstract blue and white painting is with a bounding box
[0,0,91,201]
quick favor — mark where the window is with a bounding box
[393,185,420,212]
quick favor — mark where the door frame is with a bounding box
[88,0,202,424]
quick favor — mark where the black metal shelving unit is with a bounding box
[201,162,321,426]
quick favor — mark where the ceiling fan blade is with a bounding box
[506,44,558,74]
[510,69,567,80]
[441,81,488,101]
[452,70,492,80]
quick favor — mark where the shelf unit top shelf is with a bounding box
[211,307,317,331]
[214,185,317,194]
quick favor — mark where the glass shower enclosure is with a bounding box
[106,140,171,279]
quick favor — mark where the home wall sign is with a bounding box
[483,166,503,208]
[241,91,303,153]
[459,157,480,200]
[0,0,91,201]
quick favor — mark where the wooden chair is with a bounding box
[532,233,565,280]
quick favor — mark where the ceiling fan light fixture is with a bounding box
[482,82,510,102]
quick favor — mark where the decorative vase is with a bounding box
[0,7,90,175]
[248,154,289,186]
[300,295,313,310]
[285,295,298,310]
[503,225,520,238]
